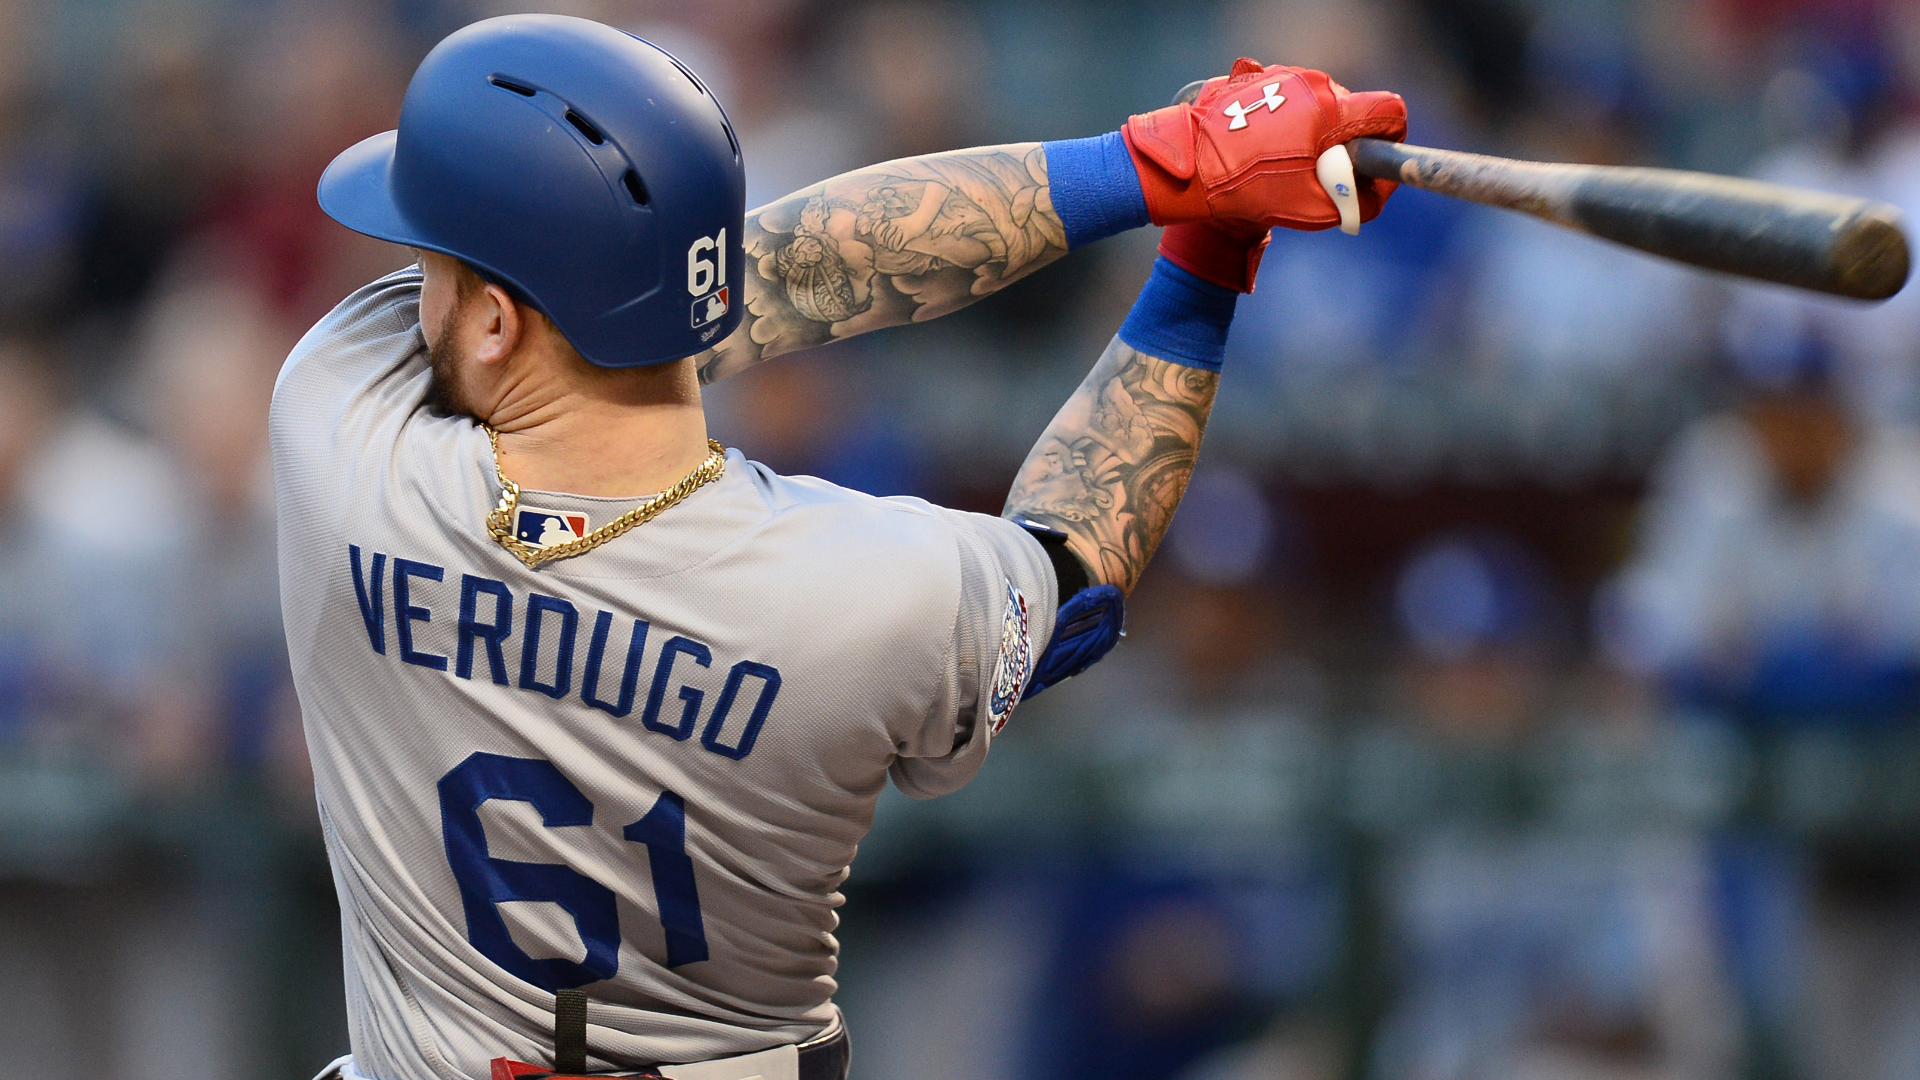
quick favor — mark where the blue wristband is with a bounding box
[1042,132,1151,250]
[1117,257,1238,372]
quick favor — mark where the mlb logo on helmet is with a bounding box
[515,508,589,548]
[692,285,729,329]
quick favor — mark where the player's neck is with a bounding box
[485,357,711,498]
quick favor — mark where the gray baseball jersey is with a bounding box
[271,268,1056,1079]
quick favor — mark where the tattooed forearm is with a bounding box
[1003,337,1219,594]
[692,143,1069,384]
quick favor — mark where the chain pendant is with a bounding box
[483,427,727,569]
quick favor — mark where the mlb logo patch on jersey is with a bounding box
[515,508,589,548]
[691,286,729,329]
[986,578,1032,736]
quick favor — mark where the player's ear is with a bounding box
[471,282,524,367]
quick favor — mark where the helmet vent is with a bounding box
[721,118,739,160]
[667,58,708,95]
[622,169,650,206]
[564,109,606,145]
[488,75,536,97]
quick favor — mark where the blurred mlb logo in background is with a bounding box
[515,508,588,548]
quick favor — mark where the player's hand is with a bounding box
[1123,57,1408,232]
[1159,220,1271,292]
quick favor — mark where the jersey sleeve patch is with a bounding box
[985,577,1033,736]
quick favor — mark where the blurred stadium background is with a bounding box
[0,0,1917,1078]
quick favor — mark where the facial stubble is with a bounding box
[422,299,474,419]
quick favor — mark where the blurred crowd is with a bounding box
[0,0,1918,1079]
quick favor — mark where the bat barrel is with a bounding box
[1351,138,1911,301]
[1570,172,1909,301]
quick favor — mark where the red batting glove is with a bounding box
[1123,57,1408,232]
[1160,221,1271,293]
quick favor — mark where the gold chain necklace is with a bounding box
[484,427,727,569]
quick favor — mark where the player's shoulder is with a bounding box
[744,462,930,517]
[731,459,1036,581]
[740,460,1012,543]
[273,266,424,402]
[321,264,424,337]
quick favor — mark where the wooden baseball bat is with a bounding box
[1172,81,1911,300]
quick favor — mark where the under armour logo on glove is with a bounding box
[1119,58,1407,232]
[1223,82,1285,130]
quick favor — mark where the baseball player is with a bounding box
[274,15,1404,1080]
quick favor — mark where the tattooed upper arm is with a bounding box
[1004,336,1219,595]
[693,143,1069,385]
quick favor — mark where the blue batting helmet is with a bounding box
[317,14,746,368]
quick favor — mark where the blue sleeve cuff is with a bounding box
[1042,132,1151,250]
[1116,258,1239,371]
